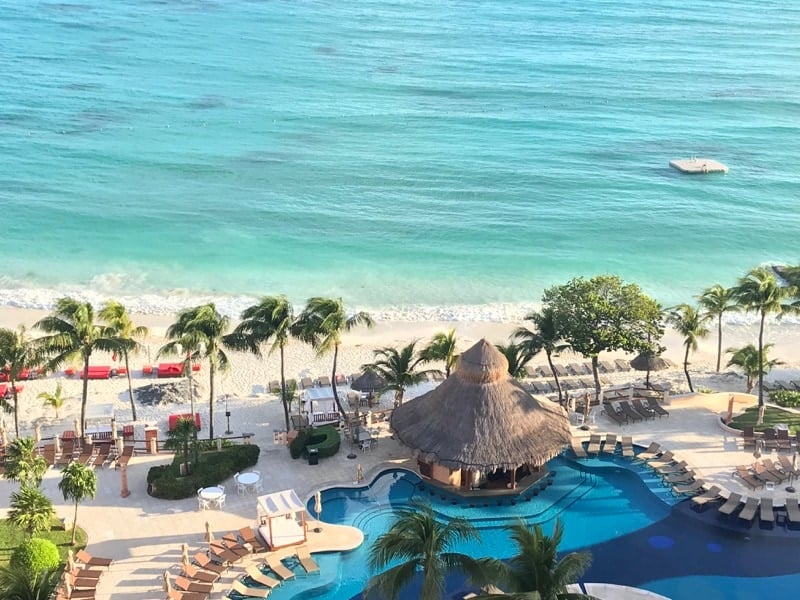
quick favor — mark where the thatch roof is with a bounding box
[350,371,387,392]
[390,339,571,471]
[630,353,669,372]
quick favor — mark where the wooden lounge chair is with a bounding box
[115,444,133,469]
[232,580,270,598]
[300,377,314,389]
[776,429,792,451]
[691,485,722,506]
[620,436,634,458]
[295,546,320,576]
[245,565,280,589]
[586,434,602,455]
[222,533,251,557]
[759,497,774,523]
[741,426,756,449]
[568,363,590,376]
[209,541,241,564]
[239,527,268,553]
[553,364,570,378]
[735,466,764,490]
[76,550,112,569]
[601,433,617,455]
[785,497,800,523]
[673,479,705,496]
[317,375,331,386]
[571,439,588,459]
[655,460,688,475]
[635,442,661,461]
[738,496,759,521]
[69,567,103,580]
[598,360,616,374]
[632,398,656,420]
[193,552,226,574]
[265,554,295,581]
[614,359,631,371]
[762,459,790,482]
[174,575,213,594]
[718,492,743,516]
[762,428,778,450]
[663,469,696,484]
[66,572,99,590]
[752,462,782,484]
[181,563,219,583]
[166,590,207,600]
[644,399,669,417]
[777,455,799,481]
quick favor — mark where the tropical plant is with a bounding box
[732,267,797,407]
[665,303,710,393]
[295,297,374,418]
[99,300,149,421]
[0,564,60,600]
[8,487,56,536]
[159,303,231,439]
[697,284,739,372]
[727,344,781,393]
[475,519,592,600]
[37,382,67,419]
[3,437,47,489]
[495,341,536,379]
[223,296,297,432]
[9,538,60,576]
[58,461,98,545]
[163,417,198,475]
[365,500,485,600]
[515,308,570,403]
[35,298,128,435]
[362,342,433,406]
[0,326,42,437]
[419,329,459,378]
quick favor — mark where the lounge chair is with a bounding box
[174,575,213,594]
[738,497,759,521]
[601,433,617,455]
[268,380,281,393]
[295,546,320,576]
[523,365,538,378]
[778,455,799,481]
[66,572,99,590]
[691,485,722,506]
[222,533,251,557]
[69,567,103,580]
[647,451,676,468]
[718,492,743,516]
[673,479,705,496]
[300,377,314,390]
[776,429,792,451]
[644,399,669,417]
[265,554,295,581]
[232,580,270,598]
[760,497,774,523]
[785,497,800,523]
[618,401,643,423]
[752,462,782,484]
[115,444,134,469]
[239,526,268,553]
[181,563,219,583]
[166,590,207,600]
[586,434,602,455]
[742,426,756,449]
[663,469,696,484]
[209,541,241,564]
[553,364,570,378]
[762,459,790,482]
[632,398,656,420]
[317,375,331,386]
[635,442,661,462]
[570,439,588,459]
[762,428,778,450]
[620,436,634,458]
[193,552,226,574]
[76,550,112,569]
[603,405,627,426]
[568,363,590,376]
[245,565,280,589]
[734,466,764,490]
[614,359,631,371]
[655,460,688,475]
[598,360,616,374]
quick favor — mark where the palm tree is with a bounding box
[3,437,47,489]
[99,300,149,422]
[160,303,230,439]
[665,304,710,393]
[727,344,781,394]
[419,329,459,378]
[476,519,592,600]
[0,326,42,437]
[223,296,296,432]
[515,308,569,403]
[38,382,67,419]
[362,342,433,406]
[697,284,739,372]
[732,267,797,407]
[495,342,536,379]
[58,461,97,545]
[295,297,374,418]
[163,417,197,474]
[365,500,485,600]
[35,298,127,436]
[0,565,60,600]
[8,487,55,536]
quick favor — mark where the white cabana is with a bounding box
[303,387,340,425]
[85,403,115,439]
[256,489,308,549]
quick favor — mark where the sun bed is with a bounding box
[673,479,705,496]
[601,433,617,455]
[295,545,320,576]
[586,434,602,455]
[552,364,570,378]
[158,362,185,378]
[166,590,207,600]
[759,497,774,523]
[718,492,743,516]
[644,399,669,417]
[664,469,696,484]
[209,541,241,564]
[752,462,782,484]
[647,451,676,468]
[570,439,588,459]
[181,563,219,583]
[634,442,661,461]
[762,459,790,482]
[175,575,213,594]
[614,359,632,371]
[222,533,252,557]
[776,429,792,451]
[734,466,764,490]
[691,485,722,506]
[618,401,643,423]
[76,550,112,569]
[762,428,778,450]
[232,580,270,598]
[620,436,634,458]
[239,526,268,553]
[785,498,800,523]
[245,565,281,589]
[66,572,99,590]
[265,554,295,581]
[632,398,656,420]
[115,444,134,470]
[738,497,759,521]
[169,413,201,432]
[193,552,226,574]
[655,460,688,475]
[742,426,756,449]
[603,404,627,426]
[778,455,799,481]
[568,363,590,376]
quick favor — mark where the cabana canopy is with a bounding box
[391,339,571,472]
[256,489,307,549]
[303,387,339,425]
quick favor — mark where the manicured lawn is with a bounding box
[728,406,800,435]
[0,519,87,568]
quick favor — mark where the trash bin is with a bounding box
[308,448,319,466]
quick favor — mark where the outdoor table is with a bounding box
[357,430,372,443]
[235,472,260,493]
[199,486,225,502]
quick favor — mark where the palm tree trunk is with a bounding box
[81,353,90,438]
[124,353,137,421]
[757,311,765,407]
[547,350,563,403]
[331,344,347,418]
[279,344,290,432]
[684,345,694,392]
[72,501,79,545]
[208,363,215,439]
[11,382,20,437]
[716,315,723,373]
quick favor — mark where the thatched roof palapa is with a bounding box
[350,370,387,393]
[630,353,670,372]
[390,339,571,472]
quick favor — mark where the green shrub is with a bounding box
[305,425,341,459]
[9,538,60,575]
[770,390,800,408]
[289,429,310,459]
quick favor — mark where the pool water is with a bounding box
[259,453,800,600]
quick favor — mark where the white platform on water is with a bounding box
[669,157,728,174]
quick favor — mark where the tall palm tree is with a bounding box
[99,300,149,422]
[365,500,485,600]
[295,297,374,418]
[159,303,230,439]
[38,382,67,419]
[163,417,197,474]
[35,298,126,435]
[58,461,97,545]
[8,487,55,537]
[476,519,592,600]
[223,296,296,432]
[419,329,459,378]
[0,326,41,437]
[515,308,570,403]
[495,341,536,379]
[362,342,433,406]
[0,565,60,600]
[3,437,47,489]
[697,284,739,373]
[727,344,781,394]
[665,303,710,393]
[732,267,797,407]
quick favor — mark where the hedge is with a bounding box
[10,538,60,575]
[770,390,800,408]
[288,425,341,460]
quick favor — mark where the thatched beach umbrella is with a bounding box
[181,543,190,566]
[630,352,669,386]
[162,571,172,593]
[204,521,214,543]
[350,371,387,393]
[390,339,570,475]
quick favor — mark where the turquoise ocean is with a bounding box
[1,0,799,320]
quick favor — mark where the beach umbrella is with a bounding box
[67,549,76,572]
[204,521,214,543]
[630,353,669,386]
[54,433,61,454]
[793,452,797,472]
[314,490,322,521]
[181,543,190,566]
[111,418,118,441]
[73,417,82,438]
[62,575,73,598]
[163,571,172,593]
[726,394,735,424]
[356,464,364,483]
[350,371,387,393]
[34,422,41,444]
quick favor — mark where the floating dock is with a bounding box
[669,157,728,174]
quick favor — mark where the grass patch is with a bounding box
[0,518,87,569]
[728,406,800,435]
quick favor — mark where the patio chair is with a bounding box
[634,442,661,462]
[673,479,705,496]
[65,572,99,590]
[776,429,792,451]
[317,375,331,386]
[759,497,774,523]
[598,360,616,374]
[742,426,756,449]
[586,434,602,455]
[691,485,722,507]
[571,439,588,459]
[762,428,778,450]
[197,489,210,511]
[268,380,281,394]
[193,552,227,574]
[300,377,314,390]
[601,433,617,455]
[245,565,281,589]
[213,492,226,509]
[115,444,133,470]
[568,363,590,376]
[738,497,759,522]
[762,459,790,482]
[295,545,320,576]
[238,526,268,553]
[718,492,743,516]
[620,436,634,458]
[181,563,219,583]
[752,462,782,484]
[175,575,213,594]
[76,550,112,569]
[734,466,764,490]
[778,455,799,481]
[553,364,570,378]
[68,566,103,580]
[232,580,270,598]
[785,497,800,523]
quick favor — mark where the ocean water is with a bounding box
[1,0,799,320]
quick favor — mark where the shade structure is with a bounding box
[390,339,571,472]
[630,353,670,372]
[350,371,387,393]
[256,489,307,549]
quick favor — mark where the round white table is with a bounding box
[236,472,259,486]
[199,486,225,501]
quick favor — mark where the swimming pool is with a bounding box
[261,453,800,600]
